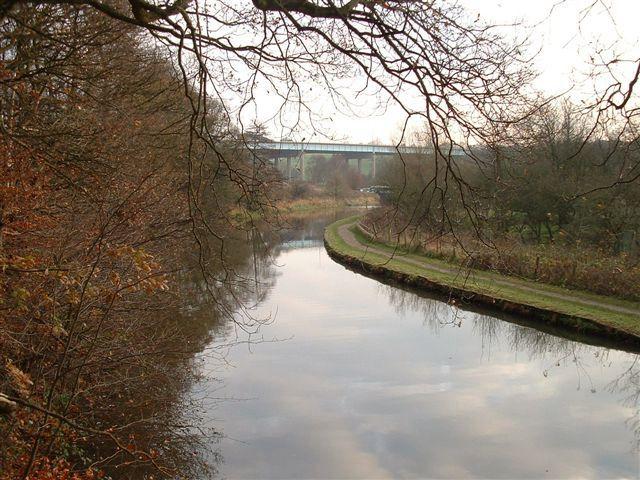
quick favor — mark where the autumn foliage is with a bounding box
[0,5,259,478]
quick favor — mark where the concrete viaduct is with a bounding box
[249,141,467,180]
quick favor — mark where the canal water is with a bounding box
[192,211,639,479]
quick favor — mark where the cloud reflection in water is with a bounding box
[197,242,639,479]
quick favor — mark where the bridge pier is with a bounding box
[251,142,468,183]
[372,151,376,179]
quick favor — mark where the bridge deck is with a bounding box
[252,141,465,157]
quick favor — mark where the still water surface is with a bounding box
[195,212,639,479]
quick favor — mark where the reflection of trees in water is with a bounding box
[174,213,343,476]
[381,282,582,357]
[472,313,599,362]
[182,221,282,335]
[279,214,334,243]
[608,357,640,449]
[105,221,285,478]
[380,282,640,449]
[472,314,619,399]
[381,284,464,333]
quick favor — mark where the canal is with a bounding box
[191,210,639,478]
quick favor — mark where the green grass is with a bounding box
[325,216,640,338]
[349,225,640,313]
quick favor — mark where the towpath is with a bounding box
[336,219,640,318]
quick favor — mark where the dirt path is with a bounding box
[337,221,640,318]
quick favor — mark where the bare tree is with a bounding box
[1,0,536,224]
[0,2,586,477]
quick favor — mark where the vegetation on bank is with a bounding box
[0,8,276,479]
[1,8,381,471]
[325,216,640,342]
[362,210,640,303]
[374,103,640,303]
[230,182,379,224]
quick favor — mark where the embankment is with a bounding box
[324,216,640,347]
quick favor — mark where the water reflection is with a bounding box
[98,214,292,479]
[195,211,640,479]
[380,282,634,393]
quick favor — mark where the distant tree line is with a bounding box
[374,102,640,300]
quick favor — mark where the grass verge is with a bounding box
[324,215,640,345]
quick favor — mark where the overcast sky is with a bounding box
[243,0,640,144]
